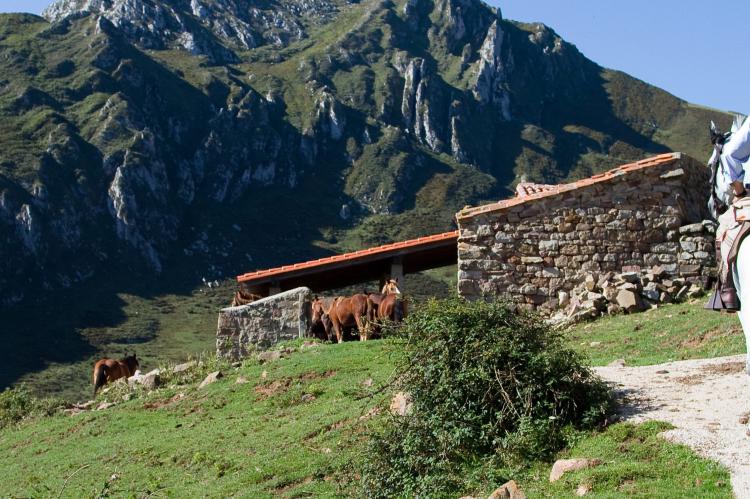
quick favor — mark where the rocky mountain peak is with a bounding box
[42,0,341,63]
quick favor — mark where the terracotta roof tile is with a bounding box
[457,153,681,220]
[237,230,459,283]
[516,182,559,198]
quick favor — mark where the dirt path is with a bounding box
[595,355,750,498]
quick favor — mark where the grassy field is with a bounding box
[565,298,745,366]
[1,278,234,402]
[0,337,733,498]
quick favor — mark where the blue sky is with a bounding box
[2,0,747,112]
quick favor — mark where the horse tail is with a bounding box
[93,364,107,397]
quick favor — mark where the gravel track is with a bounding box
[595,355,750,498]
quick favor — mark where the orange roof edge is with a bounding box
[457,152,682,221]
[237,230,459,283]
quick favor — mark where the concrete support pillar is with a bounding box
[390,257,404,288]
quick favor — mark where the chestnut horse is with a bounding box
[92,354,139,396]
[328,294,374,342]
[231,289,263,307]
[369,278,407,327]
[309,296,336,341]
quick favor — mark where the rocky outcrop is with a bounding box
[43,0,339,62]
[473,20,512,120]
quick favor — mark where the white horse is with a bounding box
[709,114,750,374]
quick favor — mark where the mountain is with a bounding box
[0,0,730,307]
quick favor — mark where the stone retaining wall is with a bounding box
[456,155,714,312]
[216,287,312,360]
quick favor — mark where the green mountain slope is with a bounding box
[0,0,732,394]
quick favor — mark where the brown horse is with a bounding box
[381,278,401,295]
[309,296,336,341]
[231,289,263,307]
[92,354,139,396]
[328,294,374,342]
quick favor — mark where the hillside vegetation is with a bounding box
[0,332,733,497]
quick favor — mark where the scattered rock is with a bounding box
[616,289,643,313]
[656,370,669,375]
[140,369,161,390]
[575,484,591,496]
[607,359,626,367]
[301,393,316,403]
[258,351,282,363]
[549,459,602,482]
[361,378,374,388]
[390,392,413,416]
[261,370,268,379]
[97,401,115,411]
[488,480,525,499]
[236,376,250,384]
[173,361,197,374]
[740,414,749,425]
[199,371,223,388]
[589,342,601,347]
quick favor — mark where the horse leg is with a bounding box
[356,313,368,341]
[331,315,344,344]
[733,237,750,375]
[93,365,108,396]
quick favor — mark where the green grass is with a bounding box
[0,341,394,497]
[566,299,746,366]
[2,280,233,402]
[519,421,731,498]
[0,341,733,498]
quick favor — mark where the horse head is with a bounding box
[706,115,748,220]
[123,353,139,374]
[381,278,402,295]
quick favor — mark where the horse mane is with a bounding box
[122,354,139,373]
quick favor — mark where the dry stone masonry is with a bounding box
[456,153,714,317]
[216,287,312,360]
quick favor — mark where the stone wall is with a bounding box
[216,287,312,360]
[456,155,714,312]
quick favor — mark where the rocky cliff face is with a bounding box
[0,0,729,305]
[43,0,341,62]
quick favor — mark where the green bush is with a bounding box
[0,387,63,429]
[361,298,613,497]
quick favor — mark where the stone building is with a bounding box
[455,153,715,312]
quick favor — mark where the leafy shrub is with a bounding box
[0,387,63,429]
[361,298,612,497]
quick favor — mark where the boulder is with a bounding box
[488,480,525,499]
[173,361,197,373]
[619,272,640,284]
[584,274,597,292]
[140,369,161,390]
[257,350,282,363]
[549,459,602,482]
[199,371,223,388]
[558,291,570,308]
[675,285,690,301]
[390,392,413,416]
[641,283,660,302]
[615,289,643,312]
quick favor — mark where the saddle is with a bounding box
[706,197,750,312]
